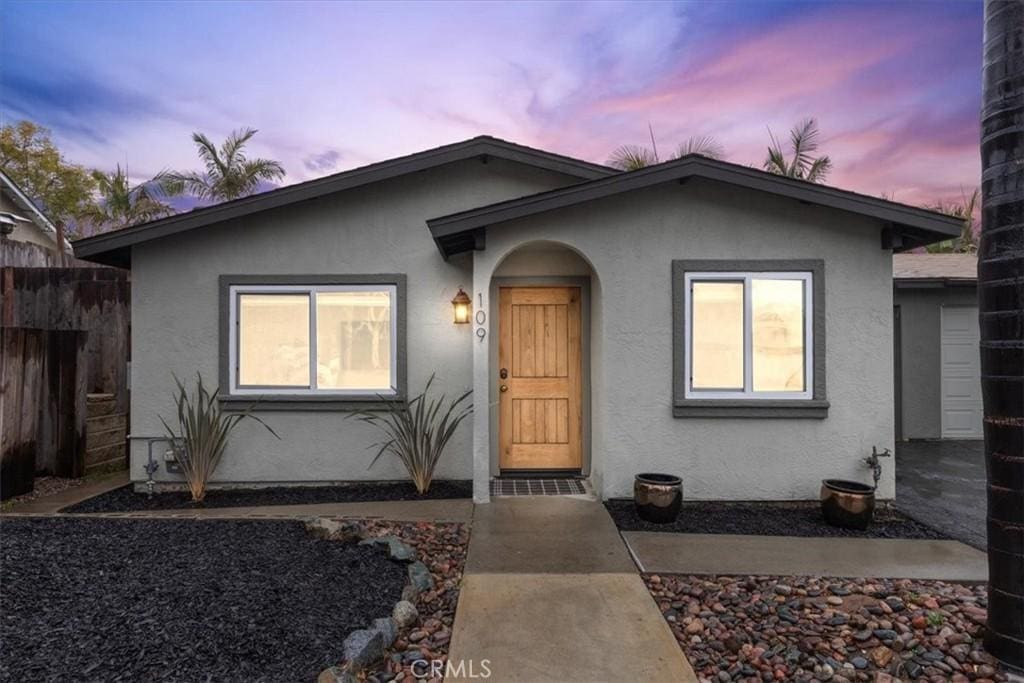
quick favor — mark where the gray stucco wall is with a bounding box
[472,178,897,501]
[894,285,978,440]
[129,158,583,486]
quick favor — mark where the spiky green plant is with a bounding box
[352,375,472,494]
[159,373,279,502]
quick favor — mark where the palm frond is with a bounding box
[166,129,285,202]
[608,145,657,171]
[790,117,821,173]
[804,155,833,183]
[673,135,725,160]
[763,119,832,183]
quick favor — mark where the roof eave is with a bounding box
[73,136,614,268]
[426,157,963,258]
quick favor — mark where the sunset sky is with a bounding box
[1,0,982,208]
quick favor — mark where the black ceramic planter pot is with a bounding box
[820,479,875,530]
[634,473,683,524]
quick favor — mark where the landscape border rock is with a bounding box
[305,517,426,678]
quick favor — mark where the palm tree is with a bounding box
[80,165,174,231]
[163,128,284,202]
[608,135,725,170]
[763,118,833,183]
[980,0,1023,672]
[925,187,980,253]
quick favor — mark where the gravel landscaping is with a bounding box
[61,480,473,513]
[336,519,470,682]
[0,517,406,682]
[646,574,1007,682]
[606,500,948,540]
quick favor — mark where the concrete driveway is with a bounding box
[896,440,986,550]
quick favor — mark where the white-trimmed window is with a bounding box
[228,284,398,396]
[683,272,813,399]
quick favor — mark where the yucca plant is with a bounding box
[352,375,472,494]
[159,373,279,502]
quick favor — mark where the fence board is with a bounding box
[0,265,127,493]
[0,266,129,412]
[0,328,44,499]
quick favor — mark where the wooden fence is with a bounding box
[0,328,86,497]
[0,266,129,499]
[0,239,97,268]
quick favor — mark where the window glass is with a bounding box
[691,281,744,389]
[752,279,805,392]
[238,294,310,386]
[316,290,393,390]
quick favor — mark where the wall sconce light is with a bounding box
[452,287,472,324]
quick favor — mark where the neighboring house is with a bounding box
[0,170,64,252]
[893,253,981,441]
[74,136,960,503]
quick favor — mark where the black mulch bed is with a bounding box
[62,479,473,514]
[605,499,949,540]
[0,517,405,682]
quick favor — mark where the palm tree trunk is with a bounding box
[980,0,1024,671]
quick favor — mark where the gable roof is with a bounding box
[0,170,62,250]
[427,155,963,259]
[893,253,977,284]
[73,136,615,268]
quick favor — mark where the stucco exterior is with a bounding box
[129,157,584,486]
[126,157,901,502]
[472,179,896,502]
[894,285,979,440]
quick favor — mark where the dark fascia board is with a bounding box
[894,277,977,289]
[427,155,964,258]
[73,136,615,268]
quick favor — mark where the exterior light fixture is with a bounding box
[452,287,472,324]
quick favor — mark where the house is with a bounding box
[73,136,961,503]
[0,170,65,253]
[893,253,981,440]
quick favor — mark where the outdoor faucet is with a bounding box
[863,446,892,490]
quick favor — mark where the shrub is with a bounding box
[160,373,279,502]
[352,375,472,494]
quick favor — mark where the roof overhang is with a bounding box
[0,170,63,250]
[427,155,963,259]
[894,278,977,289]
[73,136,615,268]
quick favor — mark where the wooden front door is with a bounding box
[498,286,582,470]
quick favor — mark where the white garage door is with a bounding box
[940,306,983,438]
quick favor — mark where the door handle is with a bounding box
[500,385,508,393]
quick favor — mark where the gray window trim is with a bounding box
[219,274,407,411]
[672,259,828,419]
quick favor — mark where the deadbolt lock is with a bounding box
[499,368,508,379]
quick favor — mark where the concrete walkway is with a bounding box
[447,497,697,682]
[1,471,129,515]
[624,531,988,582]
